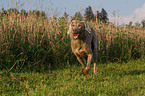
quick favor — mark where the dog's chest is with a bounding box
[71,40,90,56]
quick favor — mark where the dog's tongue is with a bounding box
[73,34,79,39]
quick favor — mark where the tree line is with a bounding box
[0,6,109,23]
[70,6,108,23]
[1,6,145,27]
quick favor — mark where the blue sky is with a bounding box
[0,0,145,25]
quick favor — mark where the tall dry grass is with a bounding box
[0,9,72,70]
[0,9,145,71]
[90,22,145,62]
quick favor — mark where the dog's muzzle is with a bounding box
[72,28,80,39]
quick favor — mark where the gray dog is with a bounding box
[67,20,98,76]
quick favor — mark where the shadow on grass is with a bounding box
[125,70,145,76]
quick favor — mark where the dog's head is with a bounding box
[67,20,91,39]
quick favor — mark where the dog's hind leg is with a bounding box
[92,36,98,76]
[93,49,98,76]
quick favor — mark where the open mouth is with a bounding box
[73,33,79,39]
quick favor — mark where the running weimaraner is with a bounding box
[67,20,99,76]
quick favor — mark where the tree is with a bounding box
[96,8,108,23]
[84,6,95,21]
[141,19,145,28]
[74,11,83,20]
[63,11,69,18]
[28,10,46,18]
[1,8,19,16]
[20,9,27,17]
[100,8,108,23]
[135,21,141,28]
[96,10,101,22]
[129,21,133,27]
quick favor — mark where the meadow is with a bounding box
[0,8,145,95]
[0,59,145,95]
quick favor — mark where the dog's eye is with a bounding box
[72,25,75,27]
[78,25,82,27]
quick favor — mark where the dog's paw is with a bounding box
[86,72,90,77]
[82,67,90,75]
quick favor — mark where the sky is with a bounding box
[0,0,145,25]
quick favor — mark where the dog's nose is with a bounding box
[73,28,78,32]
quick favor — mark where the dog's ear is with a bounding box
[67,23,72,34]
[83,22,92,33]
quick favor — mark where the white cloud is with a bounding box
[109,2,145,25]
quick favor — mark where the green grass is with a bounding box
[1,58,145,96]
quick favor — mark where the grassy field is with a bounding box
[0,6,145,96]
[0,58,145,95]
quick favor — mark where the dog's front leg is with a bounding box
[83,53,93,75]
[76,55,86,72]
